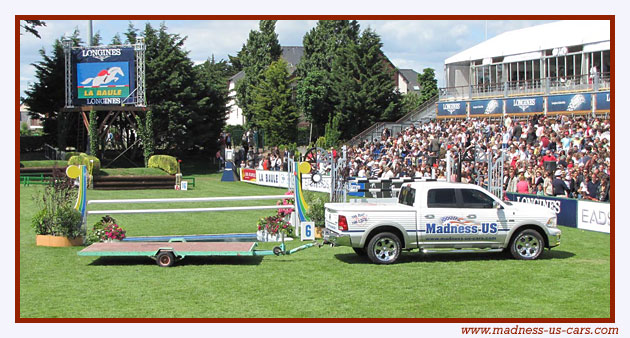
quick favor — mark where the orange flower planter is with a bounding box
[36,235,84,247]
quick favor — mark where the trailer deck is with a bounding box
[78,239,320,267]
[79,241,257,257]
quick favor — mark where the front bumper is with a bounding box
[323,228,352,247]
[547,228,561,247]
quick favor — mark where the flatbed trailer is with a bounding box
[78,239,319,267]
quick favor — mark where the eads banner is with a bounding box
[72,47,136,106]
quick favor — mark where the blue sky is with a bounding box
[19,19,556,97]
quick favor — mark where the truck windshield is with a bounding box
[398,186,416,207]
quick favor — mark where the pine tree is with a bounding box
[111,33,123,45]
[418,68,439,103]
[23,29,83,149]
[142,22,227,154]
[296,20,360,138]
[236,20,282,128]
[250,59,298,146]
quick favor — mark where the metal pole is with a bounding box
[87,20,93,46]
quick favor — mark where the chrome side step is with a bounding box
[421,248,504,254]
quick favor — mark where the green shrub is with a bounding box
[304,191,326,228]
[68,153,100,175]
[31,170,82,239]
[148,155,179,175]
[64,152,82,160]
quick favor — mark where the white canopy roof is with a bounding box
[445,20,610,64]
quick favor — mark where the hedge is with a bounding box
[147,155,179,175]
[67,153,101,175]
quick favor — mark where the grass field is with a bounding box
[18,173,611,318]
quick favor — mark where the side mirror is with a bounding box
[493,201,502,209]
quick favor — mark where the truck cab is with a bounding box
[324,181,561,264]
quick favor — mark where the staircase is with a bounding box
[347,94,438,146]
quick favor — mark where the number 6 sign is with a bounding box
[301,222,315,241]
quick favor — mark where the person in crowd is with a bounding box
[587,173,601,201]
[516,174,529,194]
[551,170,570,197]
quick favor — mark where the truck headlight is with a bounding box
[546,216,557,228]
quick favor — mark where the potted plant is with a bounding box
[256,215,294,242]
[31,168,83,247]
[87,215,127,244]
[305,192,326,238]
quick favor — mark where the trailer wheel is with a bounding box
[273,246,283,256]
[156,251,176,267]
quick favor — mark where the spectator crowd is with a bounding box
[344,115,610,202]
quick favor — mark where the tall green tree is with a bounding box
[296,20,360,138]
[23,29,83,149]
[236,20,282,128]
[193,57,230,152]
[418,67,439,103]
[331,28,401,137]
[124,22,139,44]
[21,20,46,38]
[111,33,123,45]
[138,23,228,155]
[250,59,298,146]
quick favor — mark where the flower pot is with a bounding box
[104,239,122,243]
[256,230,283,242]
[36,235,83,247]
[315,227,323,239]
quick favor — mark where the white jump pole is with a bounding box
[88,205,294,215]
[88,195,292,205]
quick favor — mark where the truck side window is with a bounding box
[427,189,457,208]
[460,189,495,208]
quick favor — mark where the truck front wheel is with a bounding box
[510,229,544,260]
[367,232,401,264]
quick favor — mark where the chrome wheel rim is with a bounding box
[373,237,398,262]
[515,234,541,258]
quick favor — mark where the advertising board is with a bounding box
[506,193,577,228]
[72,47,136,106]
[577,200,610,233]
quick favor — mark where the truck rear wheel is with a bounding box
[156,251,176,267]
[510,229,544,260]
[367,232,401,264]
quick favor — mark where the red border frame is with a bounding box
[15,15,615,323]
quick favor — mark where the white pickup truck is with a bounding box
[324,181,561,264]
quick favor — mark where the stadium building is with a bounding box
[438,20,610,118]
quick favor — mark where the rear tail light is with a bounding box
[338,215,348,231]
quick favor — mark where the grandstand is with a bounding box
[350,20,610,145]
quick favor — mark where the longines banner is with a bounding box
[72,47,136,106]
[506,193,577,228]
[595,92,610,112]
[505,96,544,114]
[240,169,331,193]
[547,93,592,113]
[469,99,503,116]
[437,101,467,117]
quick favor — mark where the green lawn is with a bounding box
[18,173,611,318]
[20,160,67,167]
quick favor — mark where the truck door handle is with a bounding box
[467,214,477,219]
[425,214,435,219]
